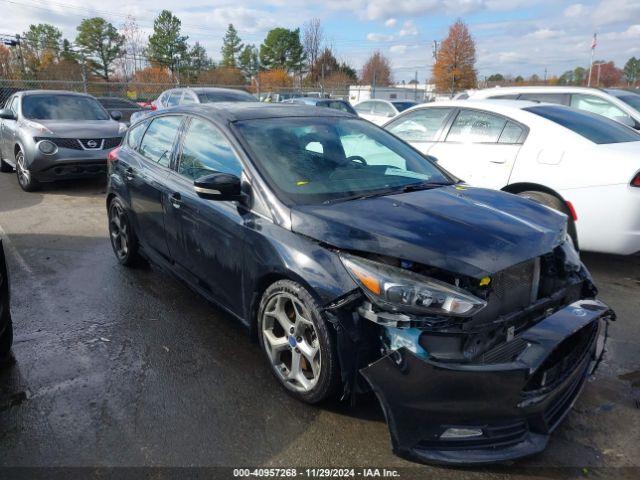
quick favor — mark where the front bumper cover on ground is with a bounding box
[360,299,613,465]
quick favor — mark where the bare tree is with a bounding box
[119,16,146,79]
[302,18,323,73]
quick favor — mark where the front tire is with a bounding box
[108,198,140,266]
[15,149,40,192]
[518,190,579,248]
[258,280,340,404]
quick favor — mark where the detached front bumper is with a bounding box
[360,299,613,465]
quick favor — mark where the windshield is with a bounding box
[617,94,640,111]
[197,91,256,103]
[525,105,640,144]
[392,102,417,112]
[318,101,357,115]
[22,94,110,121]
[234,116,453,205]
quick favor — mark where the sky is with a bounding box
[1,0,639,83]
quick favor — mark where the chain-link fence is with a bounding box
[0,79,350,106]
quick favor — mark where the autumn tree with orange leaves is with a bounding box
[433,20,477,94]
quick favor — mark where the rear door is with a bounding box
[427,108,525,188]
[163,115,247,312]
[127,114,185,261]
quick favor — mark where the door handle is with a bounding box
[489,158,508,164]
[124,167,135,180]
[169,192,182,209]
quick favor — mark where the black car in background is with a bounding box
[106,102,613,465]
[0,238,13,365]
[96,97,147,125]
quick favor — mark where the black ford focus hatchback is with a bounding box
[106,103,614,465]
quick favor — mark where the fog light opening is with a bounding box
[440,427,484,440]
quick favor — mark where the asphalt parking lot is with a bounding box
[0,173,638,478]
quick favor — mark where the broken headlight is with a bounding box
[340,253,486,317]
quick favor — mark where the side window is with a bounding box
[387,108,453,142]
[570,94,630,122]
[446,109,507,143]
[354,102,373,114]
[139,115,183,167]
[498,121,525,144]
[180,91,197,105]
[126,120,148,150]
[518,93,568,105]
[177,117,243,180]
[166,91,182,107]
[373,102,394,117]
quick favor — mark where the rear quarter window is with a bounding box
[525,105,640,144]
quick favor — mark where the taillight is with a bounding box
[632,172,640,187]
[565,200,578,221]
[150,104,157,111]
[107,146,120,162]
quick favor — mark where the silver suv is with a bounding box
[0,90,125,191]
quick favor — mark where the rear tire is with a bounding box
[518,190,578,248]
[108,198,140,267]
[0,158,12,173]
[15,149,40,192]
[258,280,341,404]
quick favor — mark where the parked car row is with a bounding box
[0,86,628,465]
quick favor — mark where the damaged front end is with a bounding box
[326,241,615,465]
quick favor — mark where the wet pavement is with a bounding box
[0,173,638,478]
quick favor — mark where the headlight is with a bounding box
[118,123,128,134]
[339,253,486,317]
[37,140,57,155]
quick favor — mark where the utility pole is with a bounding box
[414,70,418,101]
[587,33,597,87]
[80,53,88,93]
[15,35,26,78]
[544,67,547,84]
[372,69,376,99]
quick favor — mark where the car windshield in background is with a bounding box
[234,116,453,205]
[617,94,640,111]
[525,105,640,144]
[99,98,139,109]
[318,101,357,115]
[391,102,417,112]
[197,91,256,103]
[22,94,110,121]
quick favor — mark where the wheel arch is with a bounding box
[247,270,326,343]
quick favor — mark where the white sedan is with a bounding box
[353,99,417,125]
[384,100,640,255]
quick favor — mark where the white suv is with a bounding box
[468,86,640,130]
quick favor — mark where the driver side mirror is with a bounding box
[110,110,122,121]
[194,172,241,201]
[0,109,16,120]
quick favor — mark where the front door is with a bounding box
[428,108,524,189]
[0,96,19,162]
[163,116,247,312]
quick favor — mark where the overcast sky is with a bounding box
[1,0,639,82]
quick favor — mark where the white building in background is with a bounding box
[348,84,436,103]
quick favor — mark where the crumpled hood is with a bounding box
[291,186,567,278]
[23,119,122,138]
